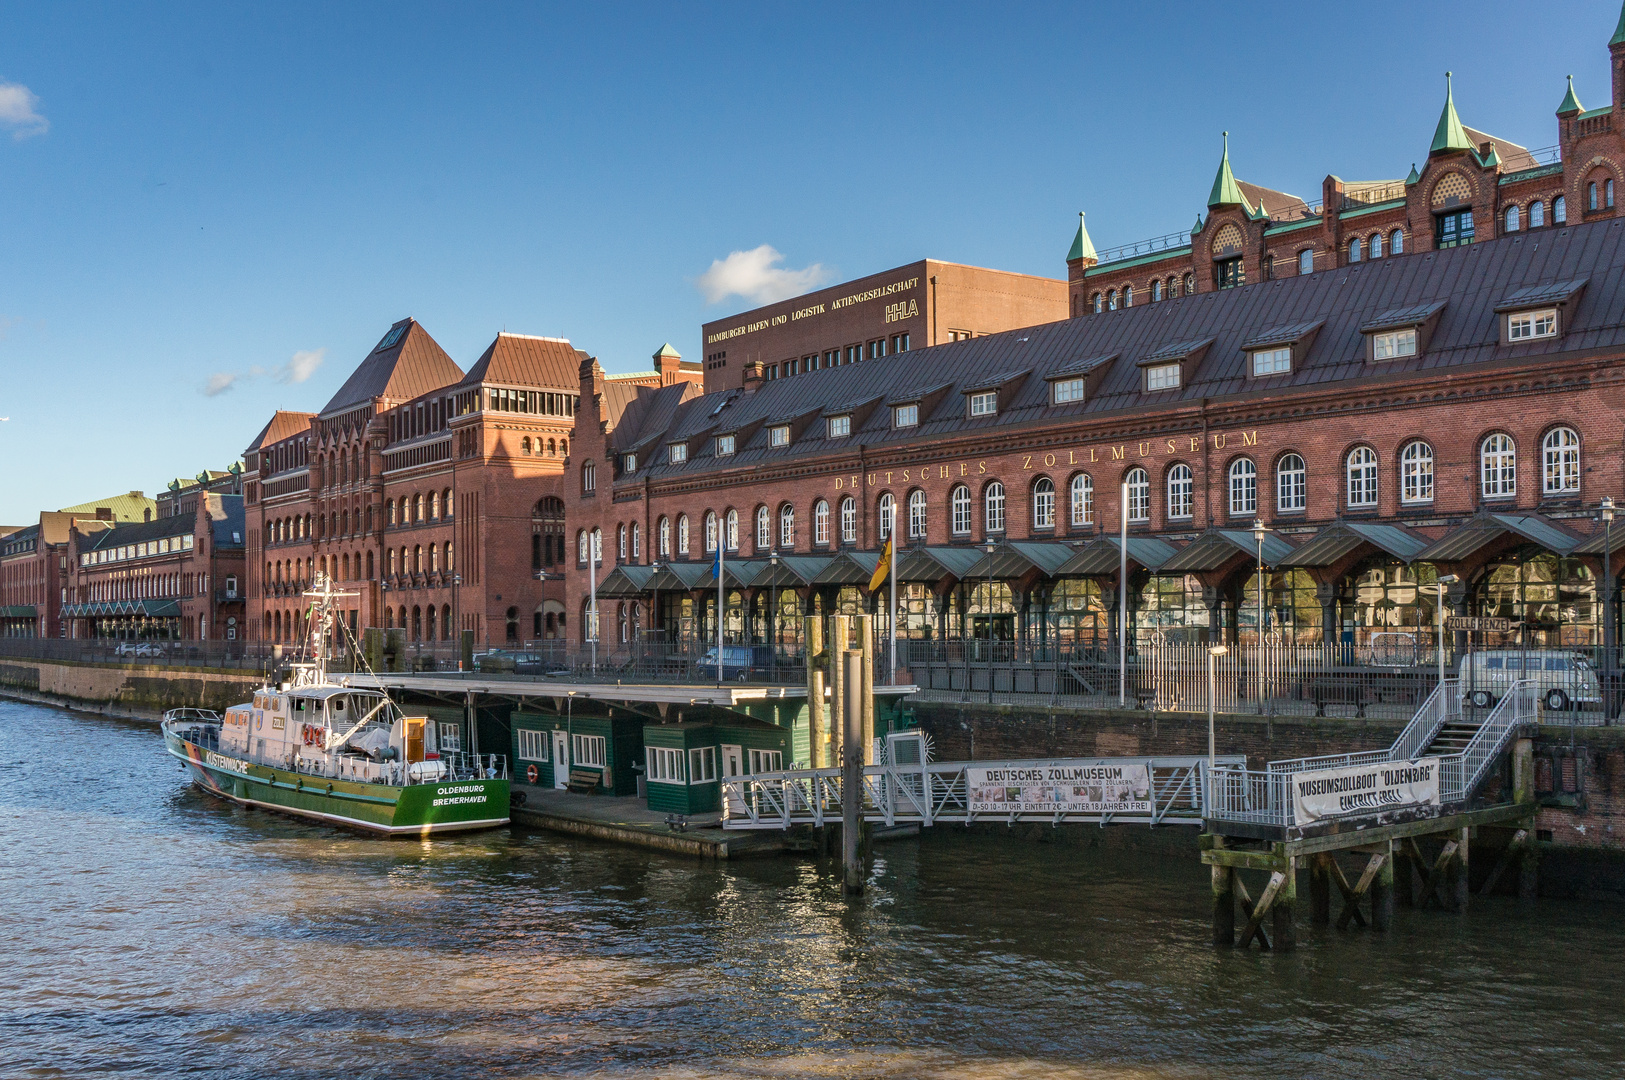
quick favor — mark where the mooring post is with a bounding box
[829,616,848,769]
[1309,854,1331,925]
[1371,841,1395,931]
[859,615,876,764]
[1272,855,1297,952]
[842,652,864,896]
[805,616,825,769]
[1512,737,1535,804]
[1452,825,1471,913]
[1394,847,1414,907]
[1211,840,1235,947]
[1519,825,1540,903]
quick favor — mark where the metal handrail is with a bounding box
[1265,679,1458,774]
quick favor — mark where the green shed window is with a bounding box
[688,747,717,783]
[749,749,784,773]
[648,746,683,782]
[572,733,606,767]
[517,729,547,761]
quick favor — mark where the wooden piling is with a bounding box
[1309,854,1331,925]
[1271,858,1297,952]
[1371,842,1395,931]
[1452,826,1471,913]
[828,616,847,767]
[859,615,875,764]
[805,616,825,768]
[1518,827,1540,903]
[1212,863,1236,948]
[842,651,864,896]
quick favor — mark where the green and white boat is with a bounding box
[162,576,509,836]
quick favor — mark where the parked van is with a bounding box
[1457,649,1600,711]
[698,644,772,682]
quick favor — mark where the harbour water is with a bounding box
[2,697,1622,1079]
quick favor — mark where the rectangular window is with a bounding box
[623,454,637,473]
[827,416,851,438]
[1145,363,1181,391]
[824,349,839,367]
[1435,209,1474,248]
[1215,257,1244,289]
[1052,377,1086,404]
[748,749,784,774]
[846,344,861,365]
[572,733,606,767]
[968,392,997,417]
[770,425,790,447]
[894,404,918,428]
[1508,309,1558,341]
[869,339,885,360]
[669,443,688,463]
[517,729,548,762]
[894,333,909,352]
[1372,328,1418,360]
[1250,347,1291,376]
[716,434,736,456]
[688,746,717,784]
[438,722,461,752]
[648,746,684,783]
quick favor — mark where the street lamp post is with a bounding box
[1207,643,1228,812]
[1251,519,1270,713]
[1429,573,1460,694]
[769,551,779,684]
[984,541,996,704]
[1601,496,1615,721]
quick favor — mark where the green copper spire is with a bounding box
[1405,162,1421,185]
[1207,131,1250,210]
[1558,74,1584,115]
[1067,211,1097,263]
[1612,1,1625,47]
[1191,213,1204,235]
[1431,72,1472,154]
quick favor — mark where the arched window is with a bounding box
[1390,229,1404,254]
[908,490,927,539]
[1122,285,1133,308]
[1347,447,1379,507]
[1071,473,1094,526]
[838,497,856,543]
[521,436,531,454]
[631,523,640,560]
[1032,477,1055,529]
[1543,427,1581,493]
[1106,288,1118,311]
[704,511,718,552]
[445,540,453,572]
[1481,434,1515,499]
[950,485,972,535]
[1152,280,1163,302]
[442,604,452,640]
[877,493,894,540]
[1589,181,1599,211]
[658,517,671,557]
[618,524,627,560]
[779,504,795,549]
[590,528,601,566]
[1167,464,1193,520]
[1277,454,1306,512]
[677,514,690,555]
[1348,237,1362,262]
[1610,179,1617,209]
[582,460,595,492]
[1228,458,1257,516]
[1554,195,1566,223]
[386,499,396,526]
[1298,249,1313,275]
[618,602,629,644]
[442,488,452,517]
[1530,200,1545,228]
[412,545,423,573]
[1092,293,1102,314]
[725,508,739,550]
[813,500,831,545]
[1183,272,1194,295]
[1370,232,1383,258]
[755,505,770,550]
[412,494,422,522]
[1505,204,1520,232]
[1400,441,1434,503]
[984,482,1005,533]
[426,604,436,641]
[1125,468,1150,522]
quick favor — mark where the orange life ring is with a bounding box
[526,764,538,784]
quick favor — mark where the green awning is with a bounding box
[1055,536,1181,576]
[1413,512,1583,563]
[0,605,37,619]
[1277,521,1429,568]
[1159,529,1297,573]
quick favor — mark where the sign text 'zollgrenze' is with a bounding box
[1447,616,1514,632]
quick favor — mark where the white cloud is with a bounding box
[199,347,324,397]
[696,245,831,306]
[0,81,48,139]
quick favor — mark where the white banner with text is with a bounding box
[1292,758,1441,824]
[967,760,1152,815]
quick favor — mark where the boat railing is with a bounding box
[434,751,509,781]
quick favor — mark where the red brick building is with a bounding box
[700,260,1067,394]
[568,12,1625,663]
[1,492,157,638]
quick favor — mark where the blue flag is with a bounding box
[711,543,722,579]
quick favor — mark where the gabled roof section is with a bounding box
[321,320,463,416]
[1493,279,1588,312]
[1160,529,1297,573]
[460,334,586,391]
[1462,126,1535,171]
[1241,321,1323,350]
[1137,338,1214,367]
[1360,302,1447,333]
[1431,74,1472,155]
[1055,536,1180,576]
[887,382,952,406]
[1207,133,1250,210]
[1238,181,1312,222]
[1047,354,1119,380]
[1414,512,1584,563]
[961,369,1030,394]
[58,492,155,521]
[245,410,315,453]
[1067,211,1097,263]
[1278,521,1429,568]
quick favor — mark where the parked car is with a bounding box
[114,642,164,658]
[1458,649,1600,711]
[474,649,547,674]
[698,644,773,682]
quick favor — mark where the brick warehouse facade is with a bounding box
[567,12,1625,664]
[699,260,1068,395]
[243,322,701,652]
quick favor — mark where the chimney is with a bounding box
[742,360,765,393]
[96,507,113,521]
[653,343,682,386]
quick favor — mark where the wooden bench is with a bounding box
[566,767,604,794]
[1309,677,1371,718]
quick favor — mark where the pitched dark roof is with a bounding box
[81,513,196,551]
[1493,278,1587,311]
[459,334,587,391]
[611,217,1625,480]
[321,320,463,416]
[245,410,316,453]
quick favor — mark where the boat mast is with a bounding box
[302,572,358,686]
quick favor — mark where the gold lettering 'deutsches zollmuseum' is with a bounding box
[831,430,1259,490]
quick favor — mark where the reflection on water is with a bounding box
[2,698,1621,1079]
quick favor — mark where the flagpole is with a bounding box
[589,528,598,676]
[716,531,724,688]
[888,538,897,686]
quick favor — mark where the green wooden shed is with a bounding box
[642,714,793,815]
[511,709,644,795]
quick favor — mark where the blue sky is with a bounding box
[0,0,1616,522]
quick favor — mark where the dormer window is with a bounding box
[968,392,997,417]
[669,443,688,464]
[894,404,918,428]
[770,425,790,447]
[1250,346,1292,376]
[828,415,851,438]
[1508,309,1557,341]
[1372,329,1417,360]
[623,454,637,473]
[1052,377,1086,404]
[1144,363,1181,391]
[716,434,736,457]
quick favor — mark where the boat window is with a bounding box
[330,697,345,712]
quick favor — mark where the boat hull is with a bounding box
[165,729,509,836]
